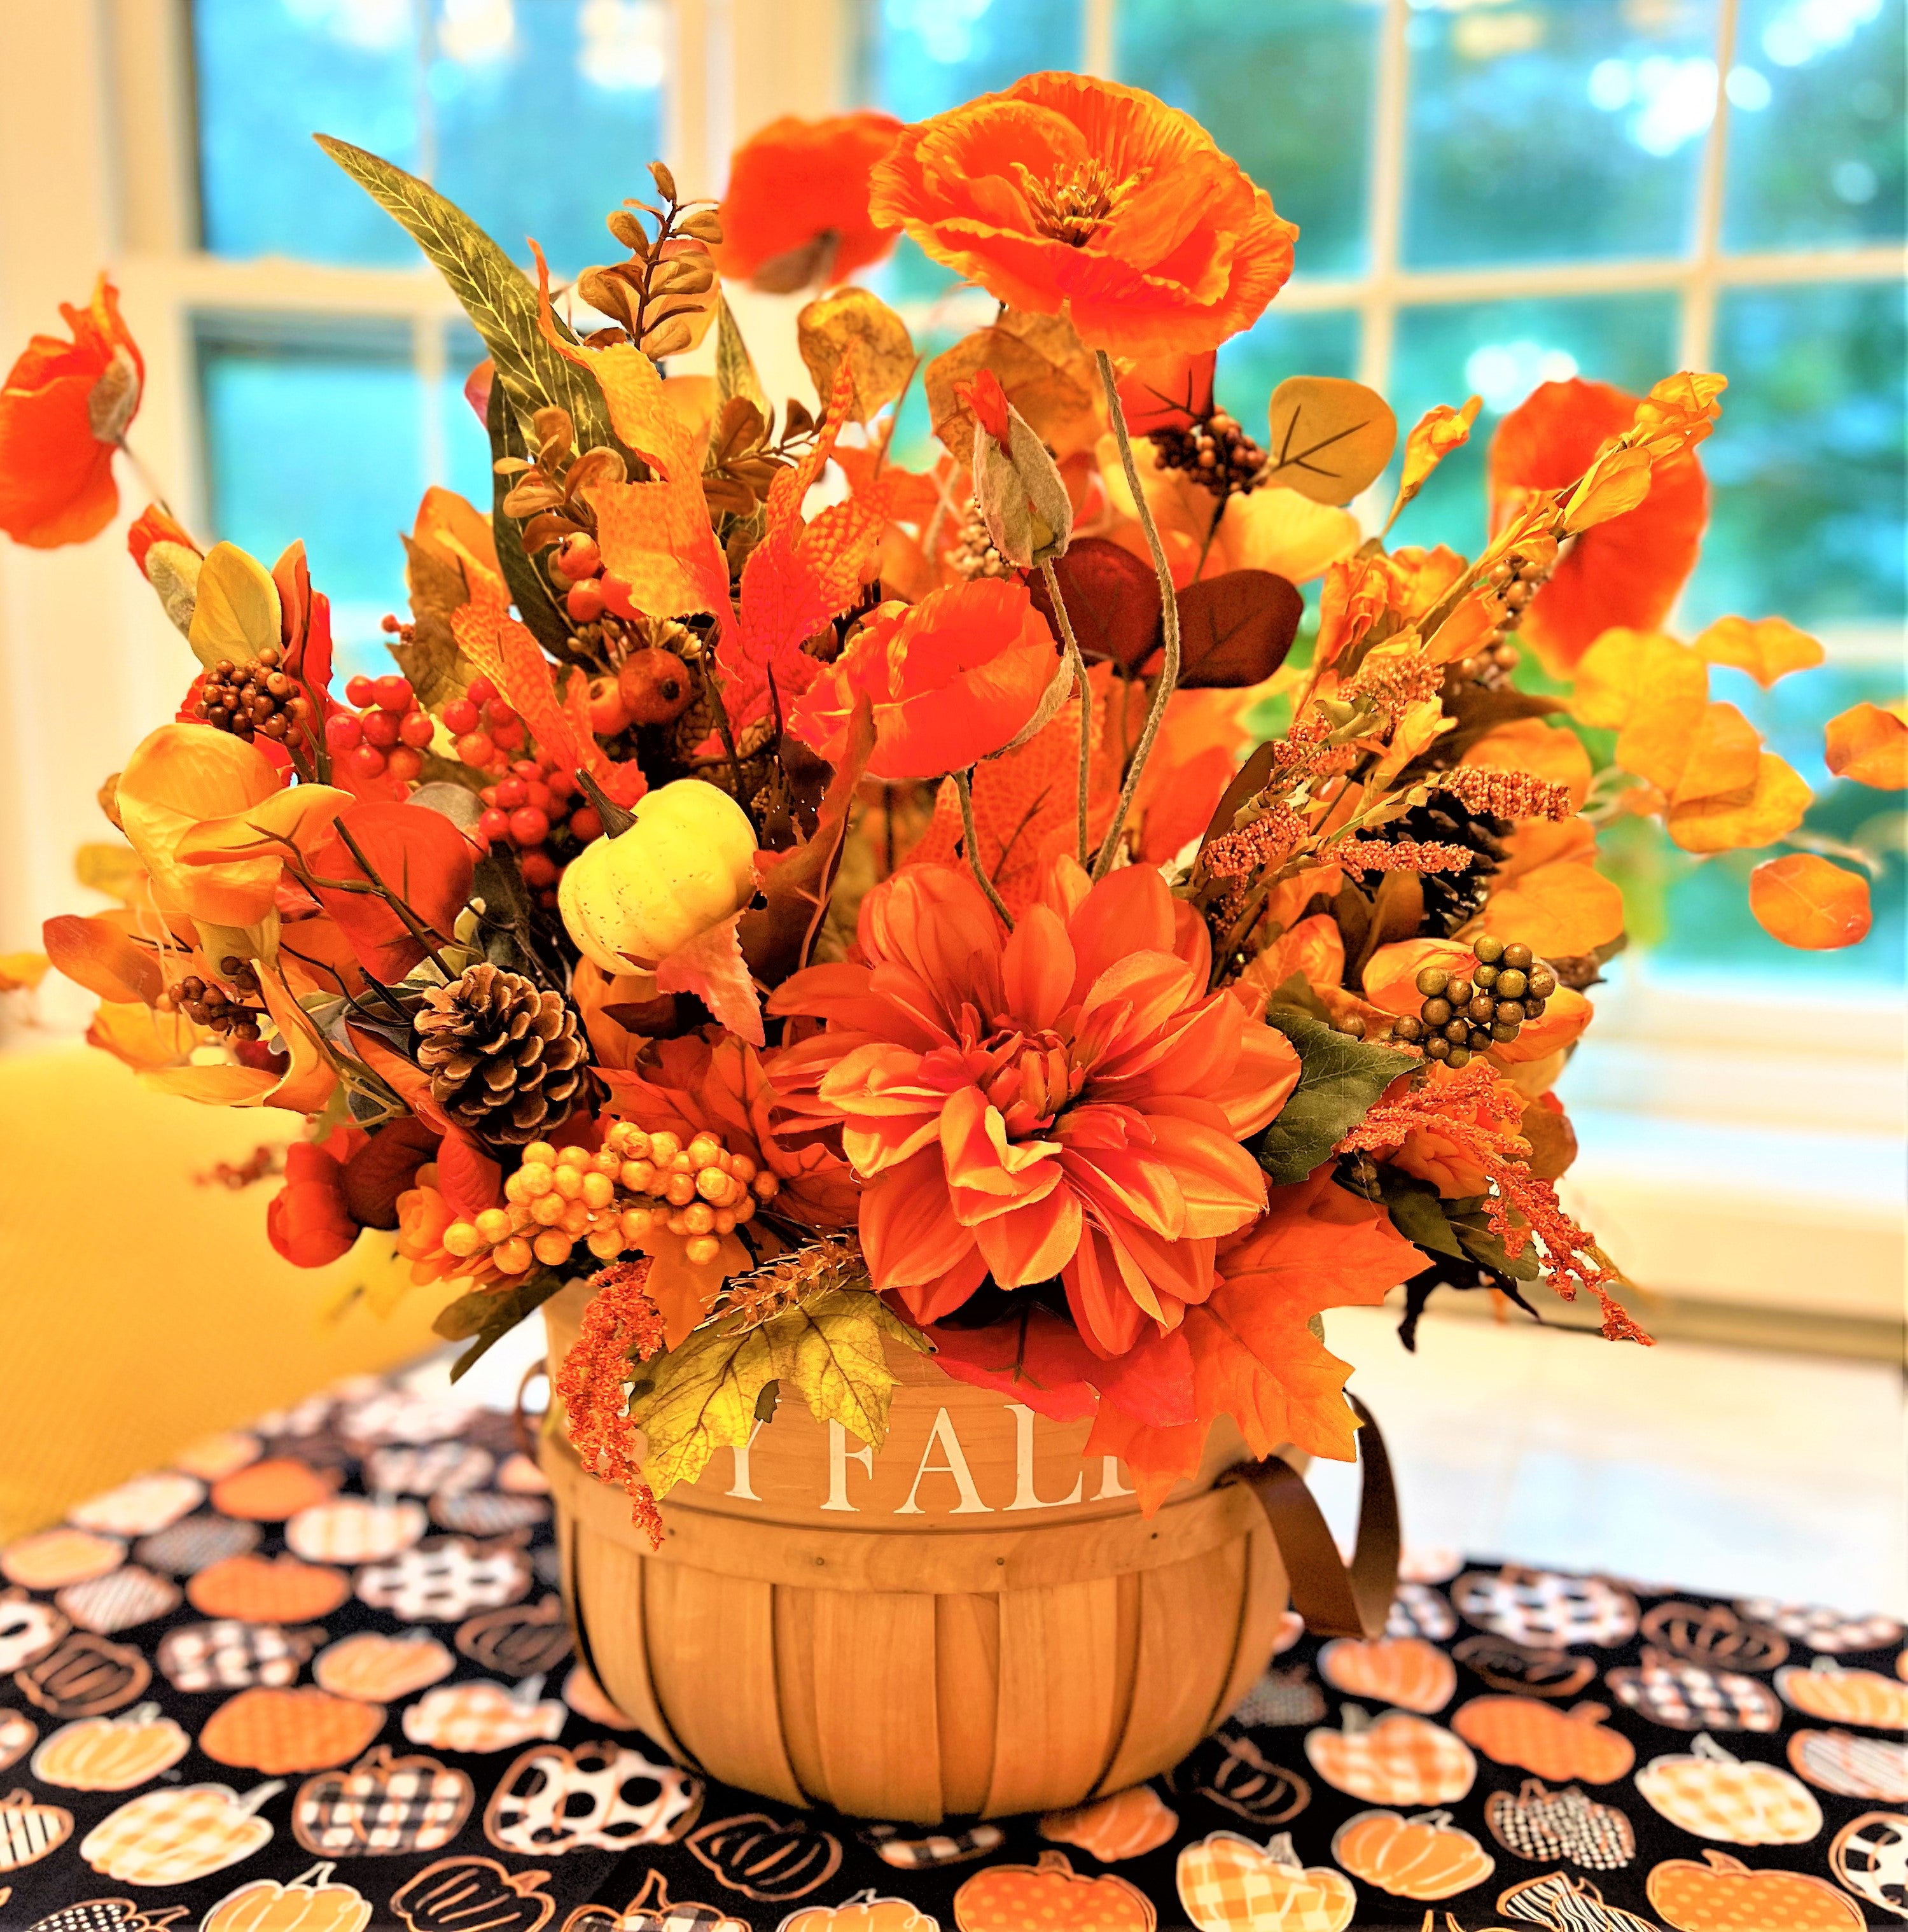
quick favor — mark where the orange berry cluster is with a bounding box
[440,1124,779,1278]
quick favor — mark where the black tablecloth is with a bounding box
[0,1368,1902,1929]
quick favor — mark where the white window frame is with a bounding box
[1,0,1901,1332]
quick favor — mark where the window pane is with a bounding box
[197,318,424,685]
[195,0,421,265]
[1403,0,1717,267]
[194,0,664,273]
[1387,293,1680,555]
[442,323,498,512]
[1116,0,1379,277]
[1723,0,1905,249]
[1216,309,1363,428]
[856,0,1083,122]
[433,0,665,276]
[1686,282,1906,629]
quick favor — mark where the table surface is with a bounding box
[0,1366,1902,1929]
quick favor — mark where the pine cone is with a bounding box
[414,962,588,1145]
[1368,795,1511,936]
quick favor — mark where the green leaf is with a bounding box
[1372,1168,1466,1260]
[314,133,615,452]
[1257,1011,1414,1186]
[624,1286,928,1497]
[763,1288,926,1447]
[715,295,769,418]
[627,1319,777,1497]
[435,1271,563,1381]
[1452,1209,1543,1282]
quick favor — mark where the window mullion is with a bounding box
[1358,0,1410,400]
[1083,0,1115,79]
[1680,0,1741,372]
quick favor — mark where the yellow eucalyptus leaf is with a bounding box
[1693,614,1824,689]
[187,542,283,673]
[1571,628,1708,731]
[797,287,916,423]
[1667,752,1813,853]
[0,951,50,993]
[74,841,146,904]
[1265,375,1398,505]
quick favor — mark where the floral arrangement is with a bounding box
[8,74,1891,1532]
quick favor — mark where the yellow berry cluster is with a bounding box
[440,1123,780,1278]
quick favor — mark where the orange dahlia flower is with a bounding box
[786,578,1064,779]
[1490,377,1706,671]
[718,111,905,291]
[868,73,1297,360]
[769,859,1300,1354]
[0,274,144,548]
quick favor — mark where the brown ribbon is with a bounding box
[1219,1392,1400,1641]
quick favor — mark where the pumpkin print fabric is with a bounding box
[0,1369,1900,1926]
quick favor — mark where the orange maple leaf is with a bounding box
[720,362,893,728]
[445,541,610,780]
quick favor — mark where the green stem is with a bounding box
[954,769,1013,930]
[1092,349,1180,881]
[1038,556,1092,867]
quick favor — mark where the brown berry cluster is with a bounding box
[174,957,264,1041]
[1451,549,1552,688]
[949,503,1012,580]
[1149,411,1267,497]
[1392,935,1557,1067]
[194,647,312,746]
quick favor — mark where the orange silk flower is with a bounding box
[786,578,1063,779]
[717,111,905,290]
[1490,377,1707,671]
[0,274,144,548]
[868,73,1297,360]
[769,859,1300,1355]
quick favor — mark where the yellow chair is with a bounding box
[0,1045,444,1541]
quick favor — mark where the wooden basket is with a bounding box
[541,1282,1395,1823]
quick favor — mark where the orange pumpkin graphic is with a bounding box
[0,1788,73,1872]
[211,1460,339,1523]
[1304,1708,1475,1806]
[1451,1697,1634,1783]
[200,1687,387,1775]
[1040,1785,1179,1863]
[313,1631,454,1704]
[200,1858,375,1932]
[31,1704,190,1790]
[782,1889,940,1932]
[188,1553,350,1624]
[1776,1660,1908,1730]
[1645,1847,1863,1931]
[1174,1830,1354,1932]
[81,1779,282,1887]
[1317,1637,1455,1715]
[1,1527,125,1592]
[1331,1807,1493,1901]
[956,1849,1156,1931]
[1633,1733,1822,1845]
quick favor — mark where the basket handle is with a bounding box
[1218,1392,1399,1641]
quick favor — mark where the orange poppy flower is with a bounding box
[0,274,144,549]
[1489,377,1707,671]
[868,73,1297,360]
[717,111,904,291]
[787,578,1065,779]
[769,858,1299,1355]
